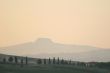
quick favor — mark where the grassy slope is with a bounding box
[0,64,109,73]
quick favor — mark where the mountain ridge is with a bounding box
[0,38,110,62]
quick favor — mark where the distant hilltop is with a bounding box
[0,38,110,62]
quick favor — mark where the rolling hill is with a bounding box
[0,38,110,62]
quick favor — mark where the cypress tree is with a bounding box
[61,59,64,64]
[44,59,46,64]
[8,56,13,63]
[37,59,42,64]
[69,60,72,65]
[20,58,23,67]
[3,58,6,63]
[53,57,55,64]
[25,56,28,65]
[57,57,60,64]
[14,56,18,64]
[48,58,51,64]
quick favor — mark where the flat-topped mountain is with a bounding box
[0,38,110,62]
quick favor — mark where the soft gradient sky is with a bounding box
[0,0,110,48]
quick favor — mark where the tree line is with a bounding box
[37,57,72,65]
[1,56,72,66]
[1,56,110,69]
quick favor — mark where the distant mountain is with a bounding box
[0,38,110,62]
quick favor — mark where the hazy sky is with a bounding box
[0,0,110,48]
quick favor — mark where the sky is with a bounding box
[0,0,110,48]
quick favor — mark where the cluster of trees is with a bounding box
[37,57,72,65]
[2,56,28,67]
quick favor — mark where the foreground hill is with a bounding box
[0,63,109,73]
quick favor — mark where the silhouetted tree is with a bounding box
[44,59,46,64]
[37,59,42,64]
[57,57,60,64]
[25,56,28,65]
[61,59,64,64]
[64,60,68,65]
[53,57,56,64]
[8,57,13,63]
[14,56,18,64]
[69,60,72,65]
[48,58,51,64]
[20,58,23,67]
[3,58,6,63]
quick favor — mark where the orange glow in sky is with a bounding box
[0,0,110,48]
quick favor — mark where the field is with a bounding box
[0,64,109,73]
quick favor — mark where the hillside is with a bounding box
[0,63,109,73]
[0,38,110,62]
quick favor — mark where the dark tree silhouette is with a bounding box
[25,56,28,65]
[3,58,6,63]
[43,59,46,64]
[20,58,23,67]
[8,56,13,63]
[57,57,60,64]
[14,56,18,64]
[69,60,72,65]
[37,59,42,64]
[48,58,51,64]
[63,60,68,65]
[53,57,56,64]
[61,59,64,64]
